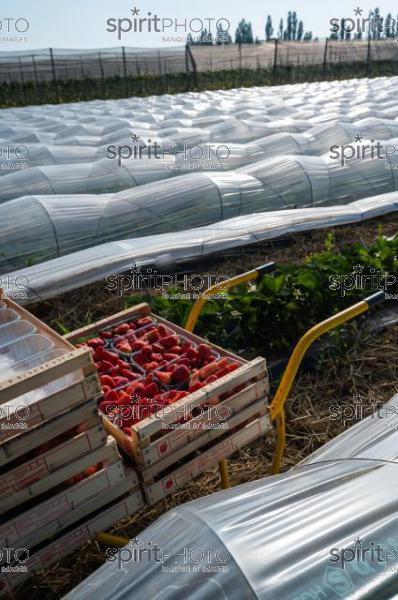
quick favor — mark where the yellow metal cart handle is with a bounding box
[185,262,276,489]
[270,290,386,475]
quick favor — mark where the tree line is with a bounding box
[187,7,394,45]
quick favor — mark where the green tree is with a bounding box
[198,28,213,45]
[265,15,273,41]
[286,11,292,40]
[385,13,394,38]
[278,18,284,39]
[235,19,254,43]
[292,11,298,40]
[371,8,382,39]
[297,20,304,41]
[215,24,232,44]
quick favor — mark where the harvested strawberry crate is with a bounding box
[0,398,99,468]
[66,303,270,503]
[0,461,138,551]
[0,471,144,598]
[144,413,269,505]
[0,290,102,446]
[0,422,106,508]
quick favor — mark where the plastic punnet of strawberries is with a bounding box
[77,316,241,437]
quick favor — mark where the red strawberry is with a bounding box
[134,352,147,366]
[132,339,146,352]
[152,342,164,353]
[143,382,159,398]
[214,367,229,379]
[137,317,153,328]
[113,376,129,387]
[110,366,122,377]
[146,329,160,343]
[117,390,131,406]
[85,465,98,476]
[100,331,113,339]
[86,338,104,348]
[104,389,118,403]
[127,382,145,398]
[116,341,132,354]
[114,323,130,334]
[161,335,179,349]
[125,332,137,343]
[127,320,137,329]
[102,349,119,365]
[94,345,106,359]
[118,359,130,369]
[102,385,111,394]
[204,374,218,385]
[141,344,153,356]
[156,371,171,386]
[152,353,163,362]
[177,358,190,367]
[171,364,190,383]
[164,353,179,362]
[169,345,182,355]
[100,374,114,388]
[145,361,160,371]
[188,382,203,393]
[181,340,193,352]
[186,348,199,360]
[97,360,113,373]
[121,369,141,381]
[99,399,118,414]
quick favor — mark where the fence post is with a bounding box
[122,46,129,95]
[32,54,38,85]
[322,38,328,78]
[185,43,189,73]
[18,58,26,104]
[49,48,59,103]
[239,41,242,72]
[366,31,371,74]
[98,52,104,79]
[186,44,198,88]
[273,38,278,82]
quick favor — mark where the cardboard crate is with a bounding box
[139,394,268,484]
[106,361,267,468]
[0,462,138,551]
[0,485,145,597]
[0,438,120,514]
[143,414,270,505]
[0,424,107,505]
[65,304,270,476]
[0,399,99,468]
[0,291,101,429]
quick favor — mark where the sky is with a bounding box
[0,0,397,50]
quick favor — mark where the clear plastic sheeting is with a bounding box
[2,145,398,270]
[3,118,398,202]
[4,192,398,303]
[65,392,398,600]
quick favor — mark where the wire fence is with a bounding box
[1,40,398,84]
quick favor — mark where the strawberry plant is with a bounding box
[126,233,398,359]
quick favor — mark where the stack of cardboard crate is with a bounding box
[0,292,143,596]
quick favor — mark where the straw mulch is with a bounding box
[12,214,398,598]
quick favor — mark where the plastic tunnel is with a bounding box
[65,392,398,599]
